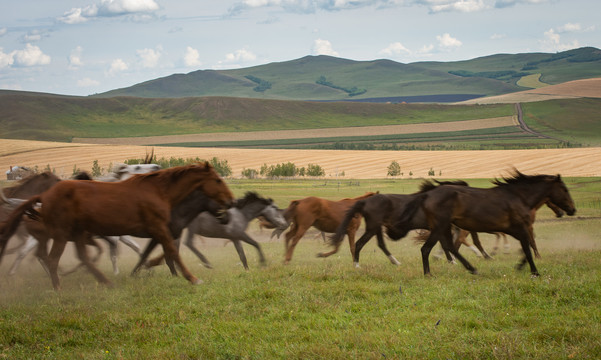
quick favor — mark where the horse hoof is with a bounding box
[531,272,540,278]
[353,262,360,269]
[191,278,204,285]
[470,269,479,275]
[316,253,326,258]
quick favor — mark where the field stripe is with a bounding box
[72,117,515,146]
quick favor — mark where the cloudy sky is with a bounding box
[1,0,598,96]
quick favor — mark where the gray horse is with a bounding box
[147,192,287,270]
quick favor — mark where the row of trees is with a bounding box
[67,158,436,179]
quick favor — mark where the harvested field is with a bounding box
[1,139,599,179]
[459,77,601,104]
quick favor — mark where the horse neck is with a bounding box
[239,201,266,221]
[503,181,554,209]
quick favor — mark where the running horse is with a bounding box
[0,163,234,290]
[394,171,576,276]
[329,182,468,268]
[281,192,377,264]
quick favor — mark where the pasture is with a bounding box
[1,178,600,359]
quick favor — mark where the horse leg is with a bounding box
[100,236,120,275]
[441,232,478,275]
[154,228,201,285]
[513,227,539,276]
[119,235,141,254]
[73,234,113,287]
[283,223,309,264]
[8,235,38,276]
[238,233,266,267]
[375,230,400,265]
[527,225,541,259]
[231,240,249,270]
[131,238,160,275]
[45,236,69,290]
[470,232,492,259]
[184,231,213,269]
[352,228,378,268]
[420,229,439,276]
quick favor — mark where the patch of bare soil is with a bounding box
[2,139,600,179]
[458,77,601,104]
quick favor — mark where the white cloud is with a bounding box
[490,33,506,40]
[224,48,257,63]
[228,0,490,16]
[380,42,411,56]
[312,39,339,56]
[495,0,549,8]
[542,28,580,52]
[428,0,486,13]
[12,44,51,66]
[69,46,84,68]
[184,46,202,67]
[557,23,581,33]
[0,28,7,37]
[137,46,162,68]
[437,33,462,48]
[58,5,99,24]
[97,0,160,16]
[58,0,159,23]
[107,58,128,76]
[0,48,15,68]
[77,78,100,87]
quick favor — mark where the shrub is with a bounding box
[387,161,401,177]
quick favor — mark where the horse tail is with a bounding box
[0,195,41,263]
[283,200,299,223]
[387,193,428,240]
[329,200,366,246]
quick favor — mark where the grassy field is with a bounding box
[1,178,600,359]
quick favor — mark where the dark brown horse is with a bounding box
[281,192,377,264]
[416,199,565,262]
[395,171,576,276]
[0,163,234,289]
[329,181,468,267]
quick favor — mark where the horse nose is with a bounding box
[567,208,576,216]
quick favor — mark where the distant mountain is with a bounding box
[95,47,601,101]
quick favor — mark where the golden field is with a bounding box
[1,139,600,179]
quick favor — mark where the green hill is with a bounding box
[95,47,601,101]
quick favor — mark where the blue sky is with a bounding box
[1,0,599,96]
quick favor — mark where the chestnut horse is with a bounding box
[281,192,377,264]
[394,171,576,276]
[0,163,234,290]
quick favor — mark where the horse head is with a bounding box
[180,162,235,208]
[548,175,576,216]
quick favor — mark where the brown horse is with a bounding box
[329,181,468,267]
[417,199,565,262]
[0,163,234,290]
[281,192,377,264]
[395,171,576,276]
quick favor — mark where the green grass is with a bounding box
[0,177,600,358]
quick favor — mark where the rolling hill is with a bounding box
[95,47,601,101]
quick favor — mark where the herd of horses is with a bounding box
[0,162,576,290]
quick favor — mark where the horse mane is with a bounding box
[72,171,93,180]
[235,191,271,209]
[126,162,212,187]
[492,170,558,187]
[418,179,468,193]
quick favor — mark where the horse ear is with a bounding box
[556,174,562,181]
